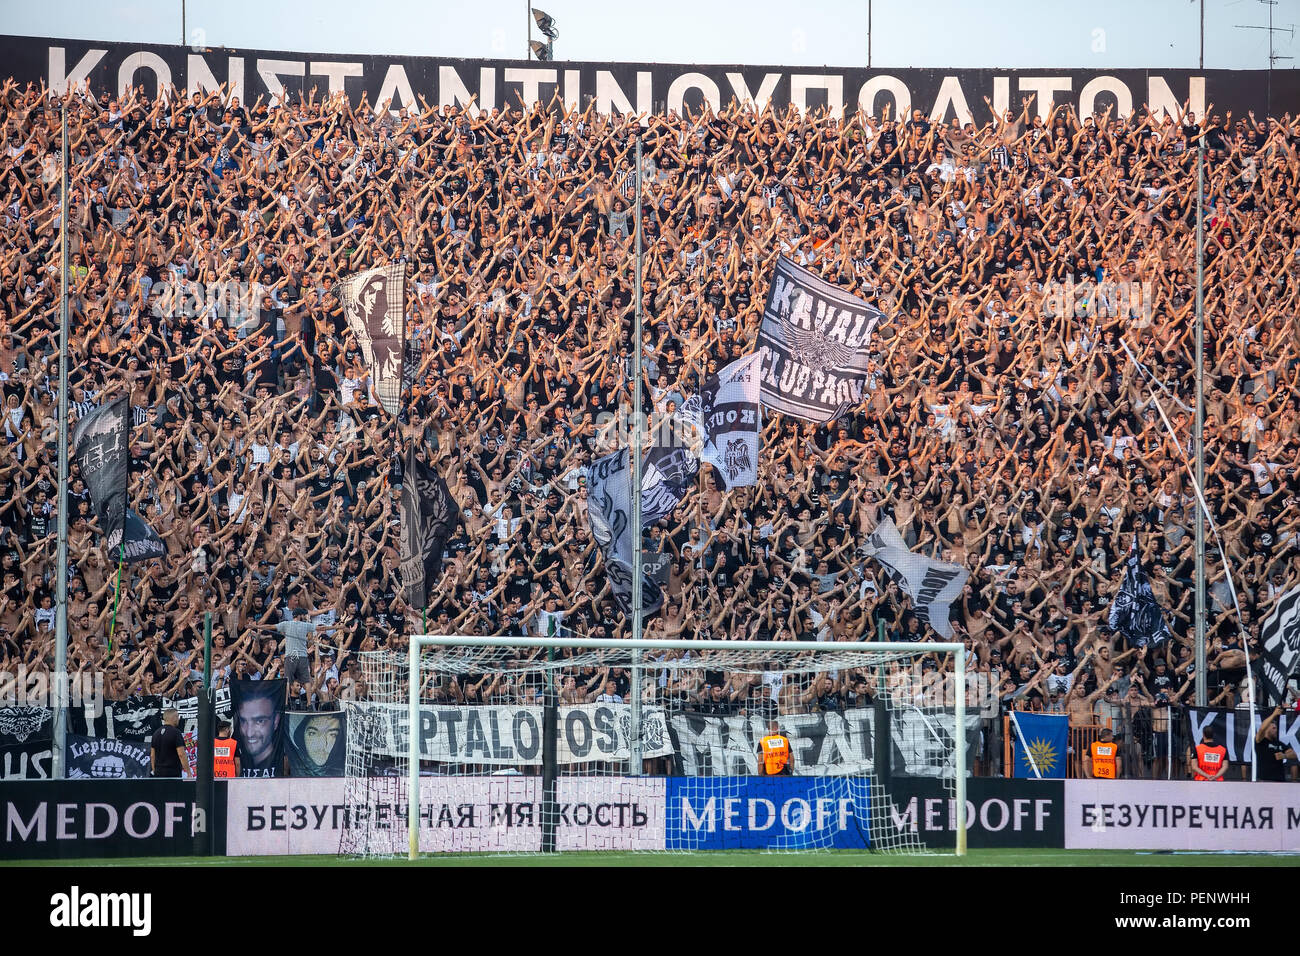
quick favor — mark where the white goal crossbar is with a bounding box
[405,635,968,859]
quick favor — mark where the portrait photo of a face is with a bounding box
[232,679,286,776]
[286,711,347,777]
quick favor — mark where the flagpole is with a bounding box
[107,542,125,651]
[628,136,644,776]
[1194,130,1207,708]
[52,102,71,781]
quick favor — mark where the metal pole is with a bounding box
[52,103,70,781]
[867,0,872,68]
[1199,0,1204,70]
[1194,135,1207,707]
[202,611,212,690]
[182,0,187,46]
[407,636,419,860]
[526,0,532,59]
[954,644,967,858]
[195,612,213,856]
[435,635,966,655]
[628,136,644,776]
[540,645,558,852]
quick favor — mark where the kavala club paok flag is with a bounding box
[757,256,885,423]
[340,262,405,416]
[861,518,969,639]
[681,352,762,489]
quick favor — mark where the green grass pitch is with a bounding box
[8,849,1299,867]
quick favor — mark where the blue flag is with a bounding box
[1010,712,1068,779]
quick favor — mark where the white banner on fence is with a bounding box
[1065,780,1300,852]
[347,702,674,765]
[226,776,667,855]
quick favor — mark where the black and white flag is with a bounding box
[341,262,405,416]
[861,518,969,639]
[682,353,762,490]
[401,446,457,609]
[121,508,166,564]
[72,393,129,552]
[588,446,698,618]
[757,256,884,423]
[65,734,151,779]
[1259,585,1300,706]
[1188,706,1300,765]
[1108,546,1172,648]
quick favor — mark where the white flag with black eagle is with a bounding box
[680,352,762,489]
[1259,585,1300,706]
[1108,544,1172,648]
[757,256,885,423]
[340,262,405,416]
[861,518,969,639]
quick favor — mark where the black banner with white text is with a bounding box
[5,36,1297,117]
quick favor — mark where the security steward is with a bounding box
[214,721,240,779]
[1190,726,1229,781]
[757,720,793,775]
[1086,727,1120,779]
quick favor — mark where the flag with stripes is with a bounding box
[1259,585,1300,706]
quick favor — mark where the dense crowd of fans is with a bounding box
[1,76,1298,777]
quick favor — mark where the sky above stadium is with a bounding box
[3,0,1297,69]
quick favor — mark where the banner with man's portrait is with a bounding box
[286,711,347,777]
[231,679,287,778]
[340,263,406,416]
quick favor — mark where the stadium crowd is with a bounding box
[0,75,1298,776]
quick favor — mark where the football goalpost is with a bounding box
[340,636,969,859]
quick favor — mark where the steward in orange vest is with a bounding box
[1191,727,1228,781]
[1087,728,1119,779]
[757,721,793,775]
[214,722,240,779]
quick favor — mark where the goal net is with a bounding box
[340,637,971,858]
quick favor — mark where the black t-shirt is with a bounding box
[1255,736,1289,782]
[150,724,186,777]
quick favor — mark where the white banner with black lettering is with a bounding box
[861,518,969,639]
[1066,780,1300,851]
[346,702,673,765]
[757,256,883,423]
[228,775,667,855]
